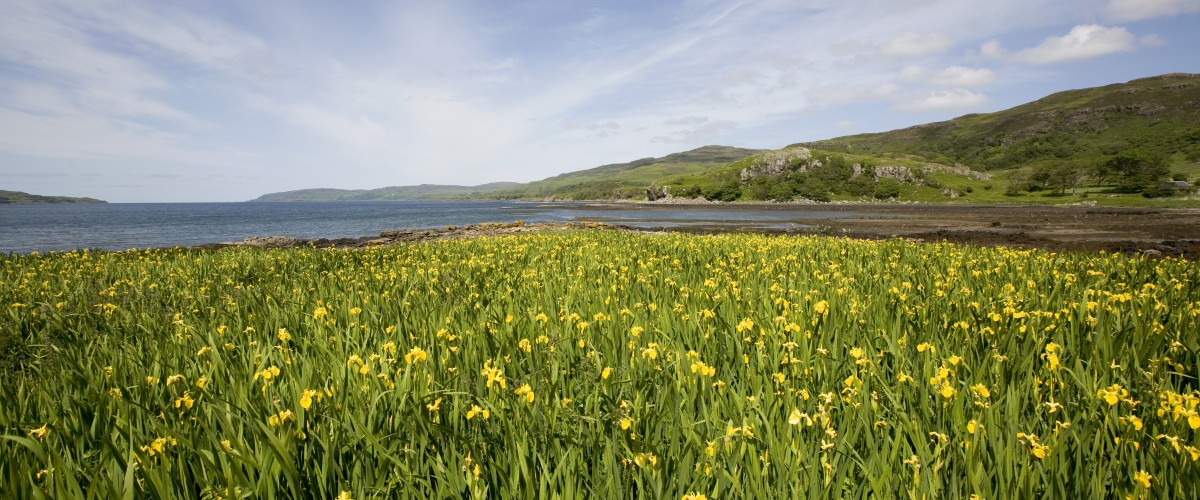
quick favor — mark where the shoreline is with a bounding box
[204,207,1200,259]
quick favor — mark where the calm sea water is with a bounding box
[0,201,838,254]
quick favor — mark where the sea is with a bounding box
[0,201,843,254]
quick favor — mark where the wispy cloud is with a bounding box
[893,89,988,113]
[652,117,737,144]
[1106,0,1200,21]
[1011,25,1139,65]
[929,66,997,87]
[898,66,996,87]
[0,0,1193,201]
[811,83,899,105]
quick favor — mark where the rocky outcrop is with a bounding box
[646,185,670,201]
[921,163,992,180]
[872,165,916,183]
[740,147,819,181]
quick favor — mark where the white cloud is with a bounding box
[979,40,1008,59]
[929,66,996,87]
[567,119,622,137]
[697,89,736,104]
[0,0,1194,201]
[898,65,928,82]
[1107,0,1200,21]
[64,1,274,82]
[880,33,955,58]
[1012,25,1137,65]
[1140,34,1166,47]
[663,115,709,126]
[652,119,736,144]
[0,105,220,163]
[471,57,521,84]
[833,32,954,60]
[0,0,270,166]
[897,65,996,87]
[893,89,988,113]
[568,120,621,131]
[811,83,898,105]
[285,105,388,149]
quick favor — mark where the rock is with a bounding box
[236,236,305,247]
[740,147,816,181]
[873,165,916,183]
[921,163,992,180]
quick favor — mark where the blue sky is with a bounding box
[1,0,1198,202]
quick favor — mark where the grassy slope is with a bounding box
[488,145,763,200]
[252,147,760,202]
[653,74,1200,206]
[661,148,1200,206]
[659,149,990,201]
[0,190,106,204]
[486,74,1200,205]
[251,74,1200,205]
[798,73,1200,173]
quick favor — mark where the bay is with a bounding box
[0,201,830,254]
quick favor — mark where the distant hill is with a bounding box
[798,73,1200,172]
[251,145,762,202]
[0,190,106,204]
[252,74,1200,205]
[488,145,763,200]
[251,182,520,202]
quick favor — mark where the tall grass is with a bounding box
[2,231,1198,497]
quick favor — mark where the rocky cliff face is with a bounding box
[921,163,992,180]
[739,147,820,181]
[738,147,933,184]
[871,165,916,183]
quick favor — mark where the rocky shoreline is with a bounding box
[198,221,627,250]
[195,205,1200,260]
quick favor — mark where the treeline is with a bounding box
[1006,149,1187,197]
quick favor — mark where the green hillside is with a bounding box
[795,73,1200,197]
[252,74,1200,205]
[251,183,520,202]
[0,190,106,204]
[254,146,762,202]
[648,73,1200,204]
[656,147,1004,203]
[488,145,762,200]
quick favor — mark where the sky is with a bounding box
[1,0,1199,202]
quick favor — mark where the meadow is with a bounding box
[2,230,1198,498]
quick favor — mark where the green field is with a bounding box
[2,231,1199,497]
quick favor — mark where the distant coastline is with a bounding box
[0,189,106,204]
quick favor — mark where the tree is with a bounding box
[846,176,875,197]
[1102,150,1168,193]
[798,177,831,202]
[1034,163,1083,195]
[874,179,901,200]
[703,180,741,202]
